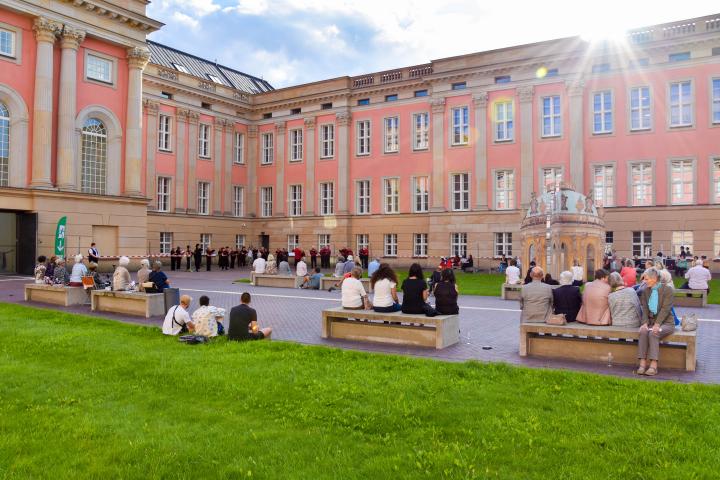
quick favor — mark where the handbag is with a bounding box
[681,313,698,332]
[547,313,567,325]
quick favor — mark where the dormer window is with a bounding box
[207,74,223,84]
[172,63,189,73]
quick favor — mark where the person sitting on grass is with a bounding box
[162,295,195,335]
[637,268,675,376]
[401,263,430,315]
[54,257,68,285]
[34,256,47,284]
[148,262,170,292]
[434,268,459,315]
[137,259,151,291]
[68,254,88,287]
[300,267,323,290]
[192,295,226,337]
[342,267,371,310]
[228,292,272,341]
[371,263,401,312]
[112,256,131,291]
[265,254,278,275]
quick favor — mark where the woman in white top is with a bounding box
[370,263,401,312]
[68,254,88,287]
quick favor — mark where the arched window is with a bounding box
[81,118,107,194]
[0,102,9,187]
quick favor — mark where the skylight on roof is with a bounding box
[207,74,223,84]
[172,63,189,73]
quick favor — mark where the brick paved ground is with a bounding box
[4,267,719,384]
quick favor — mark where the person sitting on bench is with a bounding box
[300,267,323,290]
[148,262,170,292]
[637,268,675,376]
[228,292,272,341]
[112,256,131,291]
[681,259,711,293]
[162,295,195,335]
[342,267,371,310]
[505,259,521,285]
[371,263,402,312]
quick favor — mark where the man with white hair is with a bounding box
[113,256,132,291]
[551,270,582,322]
[68,254,88,287]
[683,259,711,292]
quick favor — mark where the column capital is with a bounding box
[247,124,258,138]
[517,85,534,103]
[274,121,287,134]
[472,92,489,109]
[303,117,316,130]
[33,17,60,43]
[430,97,446,113]
[143,99,159,115]
[335,110,351,126]
[127,46,151,70]
[566,80,585,97]
[59,26,86,50]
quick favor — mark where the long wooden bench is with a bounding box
[24,284,87,306]
[519,322,697,371]
[321,307,459,349]
[673,289,707,307]
[91,290,165,318]
[501,283,522,300]
[319,276,373,292]
[250,273,301,288]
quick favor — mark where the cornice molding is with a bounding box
[59,0,163,33]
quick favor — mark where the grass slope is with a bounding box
[1,303,719,479]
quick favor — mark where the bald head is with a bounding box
[531,266,544,280]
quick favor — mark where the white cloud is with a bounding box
[223,0,270,15]
[153,0,221,17]
[170,11,199,29]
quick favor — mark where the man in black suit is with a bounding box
[228,292,272,341]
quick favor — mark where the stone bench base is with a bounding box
[91,290,165,318]
[319,276,373,292]
[250,273,301,288]
[673,289,707,307]
[24,284,87,306]
[501,283,522,300]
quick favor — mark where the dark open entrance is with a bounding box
[259,233,269,250]
[0,210,37,275]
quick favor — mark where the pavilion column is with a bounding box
[518,86,534,207]
[246,125,258,217]
[567,80,585,192]
[223,122,234,216]
[274,121,286,217]
[336,110,351,214]
[303,117,316,216]
[213,118,224,215]
[175,110,187,212]
[473,92,489,210]
[430,97,446,212]
[124,46,150,196]
[30,17,59,189]
[186,111,199,213]
[56,26,85,191]
[143,100,159,209]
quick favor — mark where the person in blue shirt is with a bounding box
[148,261,170,292]
[301,267,323,290]
[368,257,381,277]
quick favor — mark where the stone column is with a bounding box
[213,118,224,215]
[144,100,159,209]
[175,110,187,213]
[56,26,85,191]
[246,125,258,217]
[124,46,150,196]
[430,98,446,212]
[186,111,199,213]
[224,121,234,216]
[304,117,316,216]
[473,92,489,210]
[274,121,286,217]
[518,86,534,207]
[30,17,59,188]
[567,80,585,192]
[336,110,351,214]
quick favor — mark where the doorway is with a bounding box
[259,234,269,250]
[0,210,37,275]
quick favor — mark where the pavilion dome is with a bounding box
[521,183,604,229]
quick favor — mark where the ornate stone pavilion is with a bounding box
[520,184,606,281]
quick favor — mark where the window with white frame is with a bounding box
[287,234,299,252]
[260,186,273,217]
[593,165,614,207]
[80,118,107,195]
[451,233,467,257]
[592,91,613,134]
[356,120,370,155]
[632,231,652,257]
[318,234,330,250]
[670,159,694,205]
[261,132,274,164]
[494,232,512,257]
[234,132,244,164]
[200,233,211,252]
[207,74,223,84]
[157,176,171,212]
[357,234,369,254]
[451,106,469,145]
[669,81,692,127]
[630,86,651,130]
[451,173,470,211]
[541,96,561,137]
[198,124,210,158]
[320,124,334,158]
[235,234,245,250]
[671,231,693,257]
[384,117,399,153]
[158,114,171,151]
[319,182,334,215]
[0,28,16,58]
[233,186,244,217]
[383,178,399,214]
[0,102,9,187]
[631,163,653,206]
[414,233,428,257]
[86,54,112,83]
[356,180,370,214]
[542,167,563,192]
[289,128,303,162]
[412,176,429,213]
[160,232,172,255]
[172,63,189,73]
[494,170,515,210]
[605,232,614,253]
[289,184,302,216]
[197,181,210,215]
[413,112,429,150]
[713,78,720,124]
[713,158,720,203]
[494,101,514,141]
[384,233,398,257]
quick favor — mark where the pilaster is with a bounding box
[224,122,234,216]
[336,110,351,214]
[186,110,199,214]
[144,100,159,209]
[304,117,316,216]
[274,121,286,216]
[124,46,151,196]
[518,85,534,207]
[175,109,187,213]
[213,118,225,215]
[473,92,489,210]
[567,80,585,193]
[430,97,446,212]
[246,125,258,217]
[57,26,85,191]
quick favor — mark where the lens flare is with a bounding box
[536,67,548,79]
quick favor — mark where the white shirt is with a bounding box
[296,260,307,277]
[685,265,711,290]
[69,263,88,283]
[341,277,367,308]
[162,305,191,335]
[372,278,396,307]
[252,257,266,274]
[192,305,225,337]
[505,265,521,285]
[572,265,584,281]
[88,247,99,257]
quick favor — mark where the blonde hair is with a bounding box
[180,295,192,306]
[74,254,83,263]
[140,259,150,268]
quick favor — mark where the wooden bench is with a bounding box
[24,284,87,306]
[250,273,301,288]
[673,289,707,307]
[501,283,522,300]
[519,322,697,371]
[91,290,165,318]
[319,276,373,292]
[321,307,459,349]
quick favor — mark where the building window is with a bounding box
[414,90,428,97]
[494,101,514,141]
[593,165,614,207]
[157,176,171,212]
[494,170,515,210]
[233,186,244,217]
[81,118,107,195]
[197,181,210,215]
[200,233,211,252]
[357,98,370,106]
[260,186,273,217]
[172,63,189,73]
[630,86,651,131]
[0,102,8,187]
[318,234,331,250]
[289,128,303,162]
[262,113,271,120]
[384,117,399,153]
[321,103,332,110]
[235,234,245,249]
[669,81,692,127]
[357,234,369,254]
[158,114,171,151]
[385,94,398,102]
[713,158,720,203]
[290,108,301,115]
[261,132,274,164]
[605,231,614,252]
[207,74,223,84]
[542,167,563,192]
[234,132,244,164]
[592,91,613,134]
[541,96,561,137]
[671,231,693,256]
[632,231,652,257]
[412,112,429,150]
[86,54,112,83]
[0,28,16,58]
[356,120,371,155]
[712,79,720,124]
[383,178,399,214]
[356,180,370,214]
[451,173,470,211]
[414,233,428,257]
[495,75,511,84]
[451,107,469,145]
[452,82,466,90]
[287,234,299,252]
[451,233,467,257]
[289,184,302,216]
[592,63,610,74]
[319,182,334,215]
[320,124,335,158]
[669,52,690,62]
[160,232,172,255]
[494,232,512,257]
[384,234,398,257]
[546,68,559,77]
[198,124,210,158]
[631,163,652,206]
[412,176,429,213]
[670,159,694,205]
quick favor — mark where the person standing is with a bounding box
[205,246,215,272]
[184,245,193,272]
[359,246,369,269]
[293,246,303,266]
[320,246,331,269]
[230,247,237,269]
[88,243,100,264]
[193,244,203,272]
[367,257,380,277]
[309,246,318,269]
[296,255,308,283]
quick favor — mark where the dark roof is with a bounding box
[147,40,273,94]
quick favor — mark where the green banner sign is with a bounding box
[54,216,67,257]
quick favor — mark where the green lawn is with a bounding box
[1,303,719,479]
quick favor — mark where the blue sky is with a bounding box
[147,0,718,88]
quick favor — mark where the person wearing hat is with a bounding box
[343,255,355,275]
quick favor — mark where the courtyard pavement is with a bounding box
[3,268,719,384]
